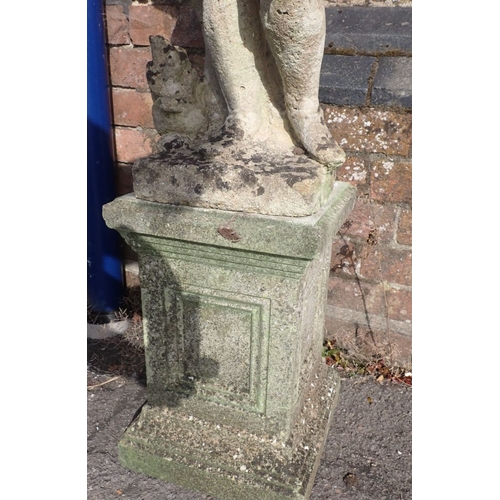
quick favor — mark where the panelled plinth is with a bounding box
[102,182,357,500]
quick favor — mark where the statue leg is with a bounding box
[261,0,346,168]
[202,0,284,142]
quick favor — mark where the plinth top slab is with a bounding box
[132,140,337,217]
[103,182,356,260]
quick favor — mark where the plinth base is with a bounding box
[103,182,357,499]
[119,362,340,500]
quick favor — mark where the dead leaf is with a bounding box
[217,226,240,242]
[377,374,384,383]
[340,219,353,230]
[367,396,373,404]
[343,472,357,487]
[366,229,378,246]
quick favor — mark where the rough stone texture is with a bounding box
[323,106,412,156]
[119,367,340,500]
[372,57,412,107]
[102,183,357,499]
[132,138,337,217]
[87,372,412,500]
[325,6,412,54]
[319,55,376,106]
[145,37,216,138]
[104,183,356,265]
[198,0,347,168]
[138,23,345,216]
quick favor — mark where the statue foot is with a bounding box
[308,138,346,169]
[287,106,346,169]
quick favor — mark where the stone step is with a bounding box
[320,6,412,108]
[325,6,412,55]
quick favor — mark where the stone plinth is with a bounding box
[102,182,356,500]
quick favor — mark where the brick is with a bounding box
[171,4,204,48]
[323,106,412,155]
[111,88,154,128]
[397,208,412,245]
[129,5,178,46]
[319,55,376,106]
[327,276,386,317]
[335,156,368,188]
[188,53,206,78]
[386,286,412,323]
[325,6,412,54]
[336,198,397,244]
[105,5,130,45]
[371,57,412,108]
[109,47,152,90]
[330,237,360,278]
[359,246,411,286]
[370,160,412,204]
[324,316,412,368]
[115,162,134,195]
[121,239,138,264]
[114,127,156,163]
[124,260,140,288]
[327,279,412,324]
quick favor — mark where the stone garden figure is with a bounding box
[196,0,346,169]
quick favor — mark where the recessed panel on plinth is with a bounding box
[171,285,271,414]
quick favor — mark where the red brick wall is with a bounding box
[104,2,204,195]
[104,1,412,369]
[324,107,412,368]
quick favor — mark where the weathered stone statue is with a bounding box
[197,0,346,169]
[137,0,347,217]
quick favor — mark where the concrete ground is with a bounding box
[87,371,411,500]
